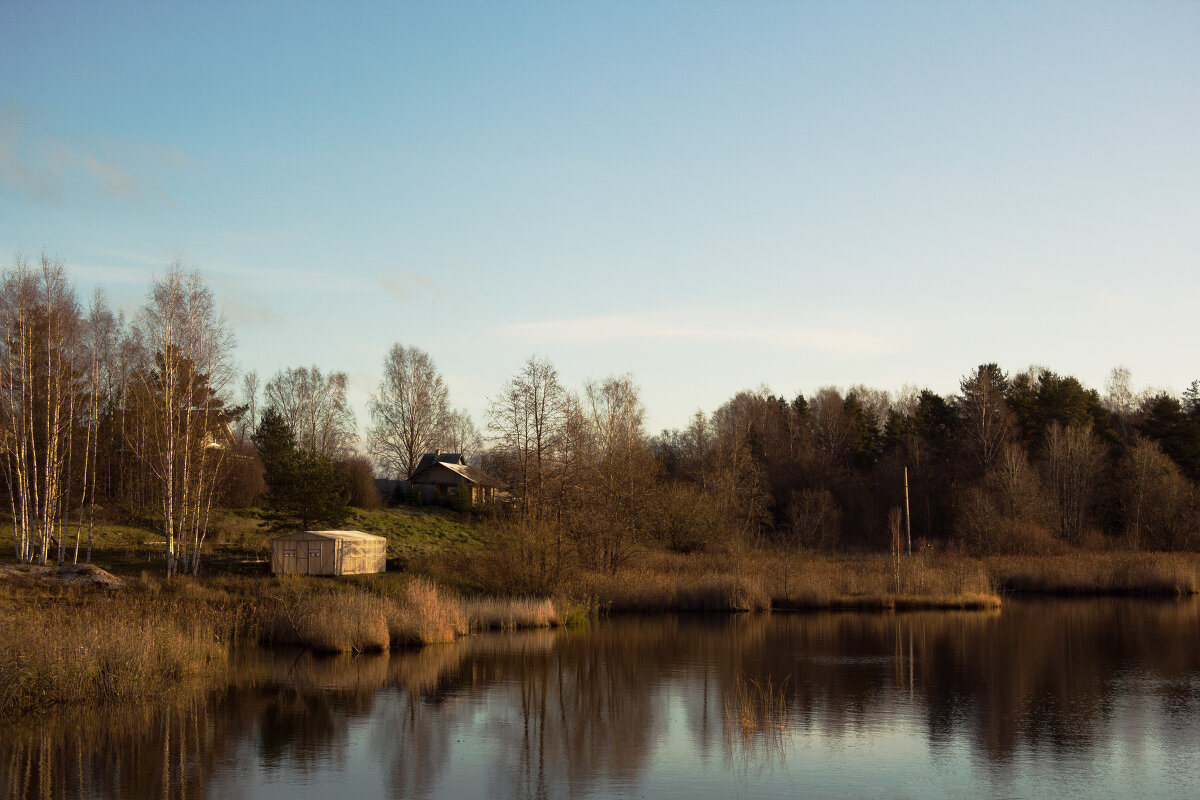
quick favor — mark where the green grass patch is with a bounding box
[345,507,492,559]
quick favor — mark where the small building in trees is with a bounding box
[269,530,386,576]
[407,451,503,504]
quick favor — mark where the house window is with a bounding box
[308,548,321,557]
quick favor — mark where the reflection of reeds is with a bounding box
[723,672,792,772]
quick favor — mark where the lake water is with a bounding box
[5,599,1200,799]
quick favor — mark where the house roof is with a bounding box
[411,451,465,475]
[437,461,505,488]
[411,459,504,488]
[271,530,385,542]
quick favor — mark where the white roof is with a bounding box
[272,530,385,542]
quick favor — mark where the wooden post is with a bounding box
[904,466,912,556]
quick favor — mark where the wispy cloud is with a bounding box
[0,104,182,207]
[222,296,284,328]
[498,312,896,356]
[379,272,436,302]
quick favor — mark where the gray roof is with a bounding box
[411,459,504,488]
[411,451,465,475]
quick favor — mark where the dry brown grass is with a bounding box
[0,590,227,717]
[770,553,1000,610]
[676,574,771,612]
[381,577,468,646]
[463,596,560,631]
[567,551,1000,613]
[271,591,392,653]
[267,576,467,652]
[989,553,1200,595]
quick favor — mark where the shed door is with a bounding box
[305,542,325,575]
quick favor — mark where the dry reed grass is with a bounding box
[989,553,1200,595]
[463,596,560,630]
[723,671,792,771]
[382,577,468,646]
[568,551,1000,613]
[724,673,790,735]
[267,576,467,652]
[0,592,226,717]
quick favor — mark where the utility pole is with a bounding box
[904,466,912,556]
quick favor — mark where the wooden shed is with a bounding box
[270,530,387,576]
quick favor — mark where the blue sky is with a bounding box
[2,1,1198,436]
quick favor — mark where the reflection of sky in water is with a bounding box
[7,601,1200,799]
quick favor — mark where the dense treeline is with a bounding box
[478,357,1200,591]
[3,255,1199,580]
[646,365,1200,556]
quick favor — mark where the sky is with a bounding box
[1,1,1198,438]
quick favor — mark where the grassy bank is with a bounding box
[555,551,1001,613]
[988,553,1200,596]
[0,565,568,716]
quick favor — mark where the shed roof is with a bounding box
[271,530,385,542]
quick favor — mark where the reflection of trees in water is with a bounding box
[383,621,681,800]
[0,691,260,800]
[4,600,1200,798]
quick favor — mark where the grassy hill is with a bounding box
[0,504,492,575]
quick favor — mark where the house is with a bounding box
[270,530,386,576]
[408,451,503,504]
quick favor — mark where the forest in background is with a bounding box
[3,254,1199,581]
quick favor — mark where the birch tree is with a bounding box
[0,255,83,565]
[71,290,116,564]
[134,268,234,577]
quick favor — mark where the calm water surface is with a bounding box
[5,599,1200,799]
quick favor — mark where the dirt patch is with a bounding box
[0,563,125,590]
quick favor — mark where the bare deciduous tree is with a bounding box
[0,255,83,565]
[1121,436,1199,551]
[573,374,655,573]
[1044,422,1103,545]
[134,268,235,577]
[441,408,482,463]
[1103,366,1137,443]
[368,344,448,480]
[237,369,260,444]
[807,386,852,471]
[264,365,356,458]
[73,290,116,564]
[487,355,566,516]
